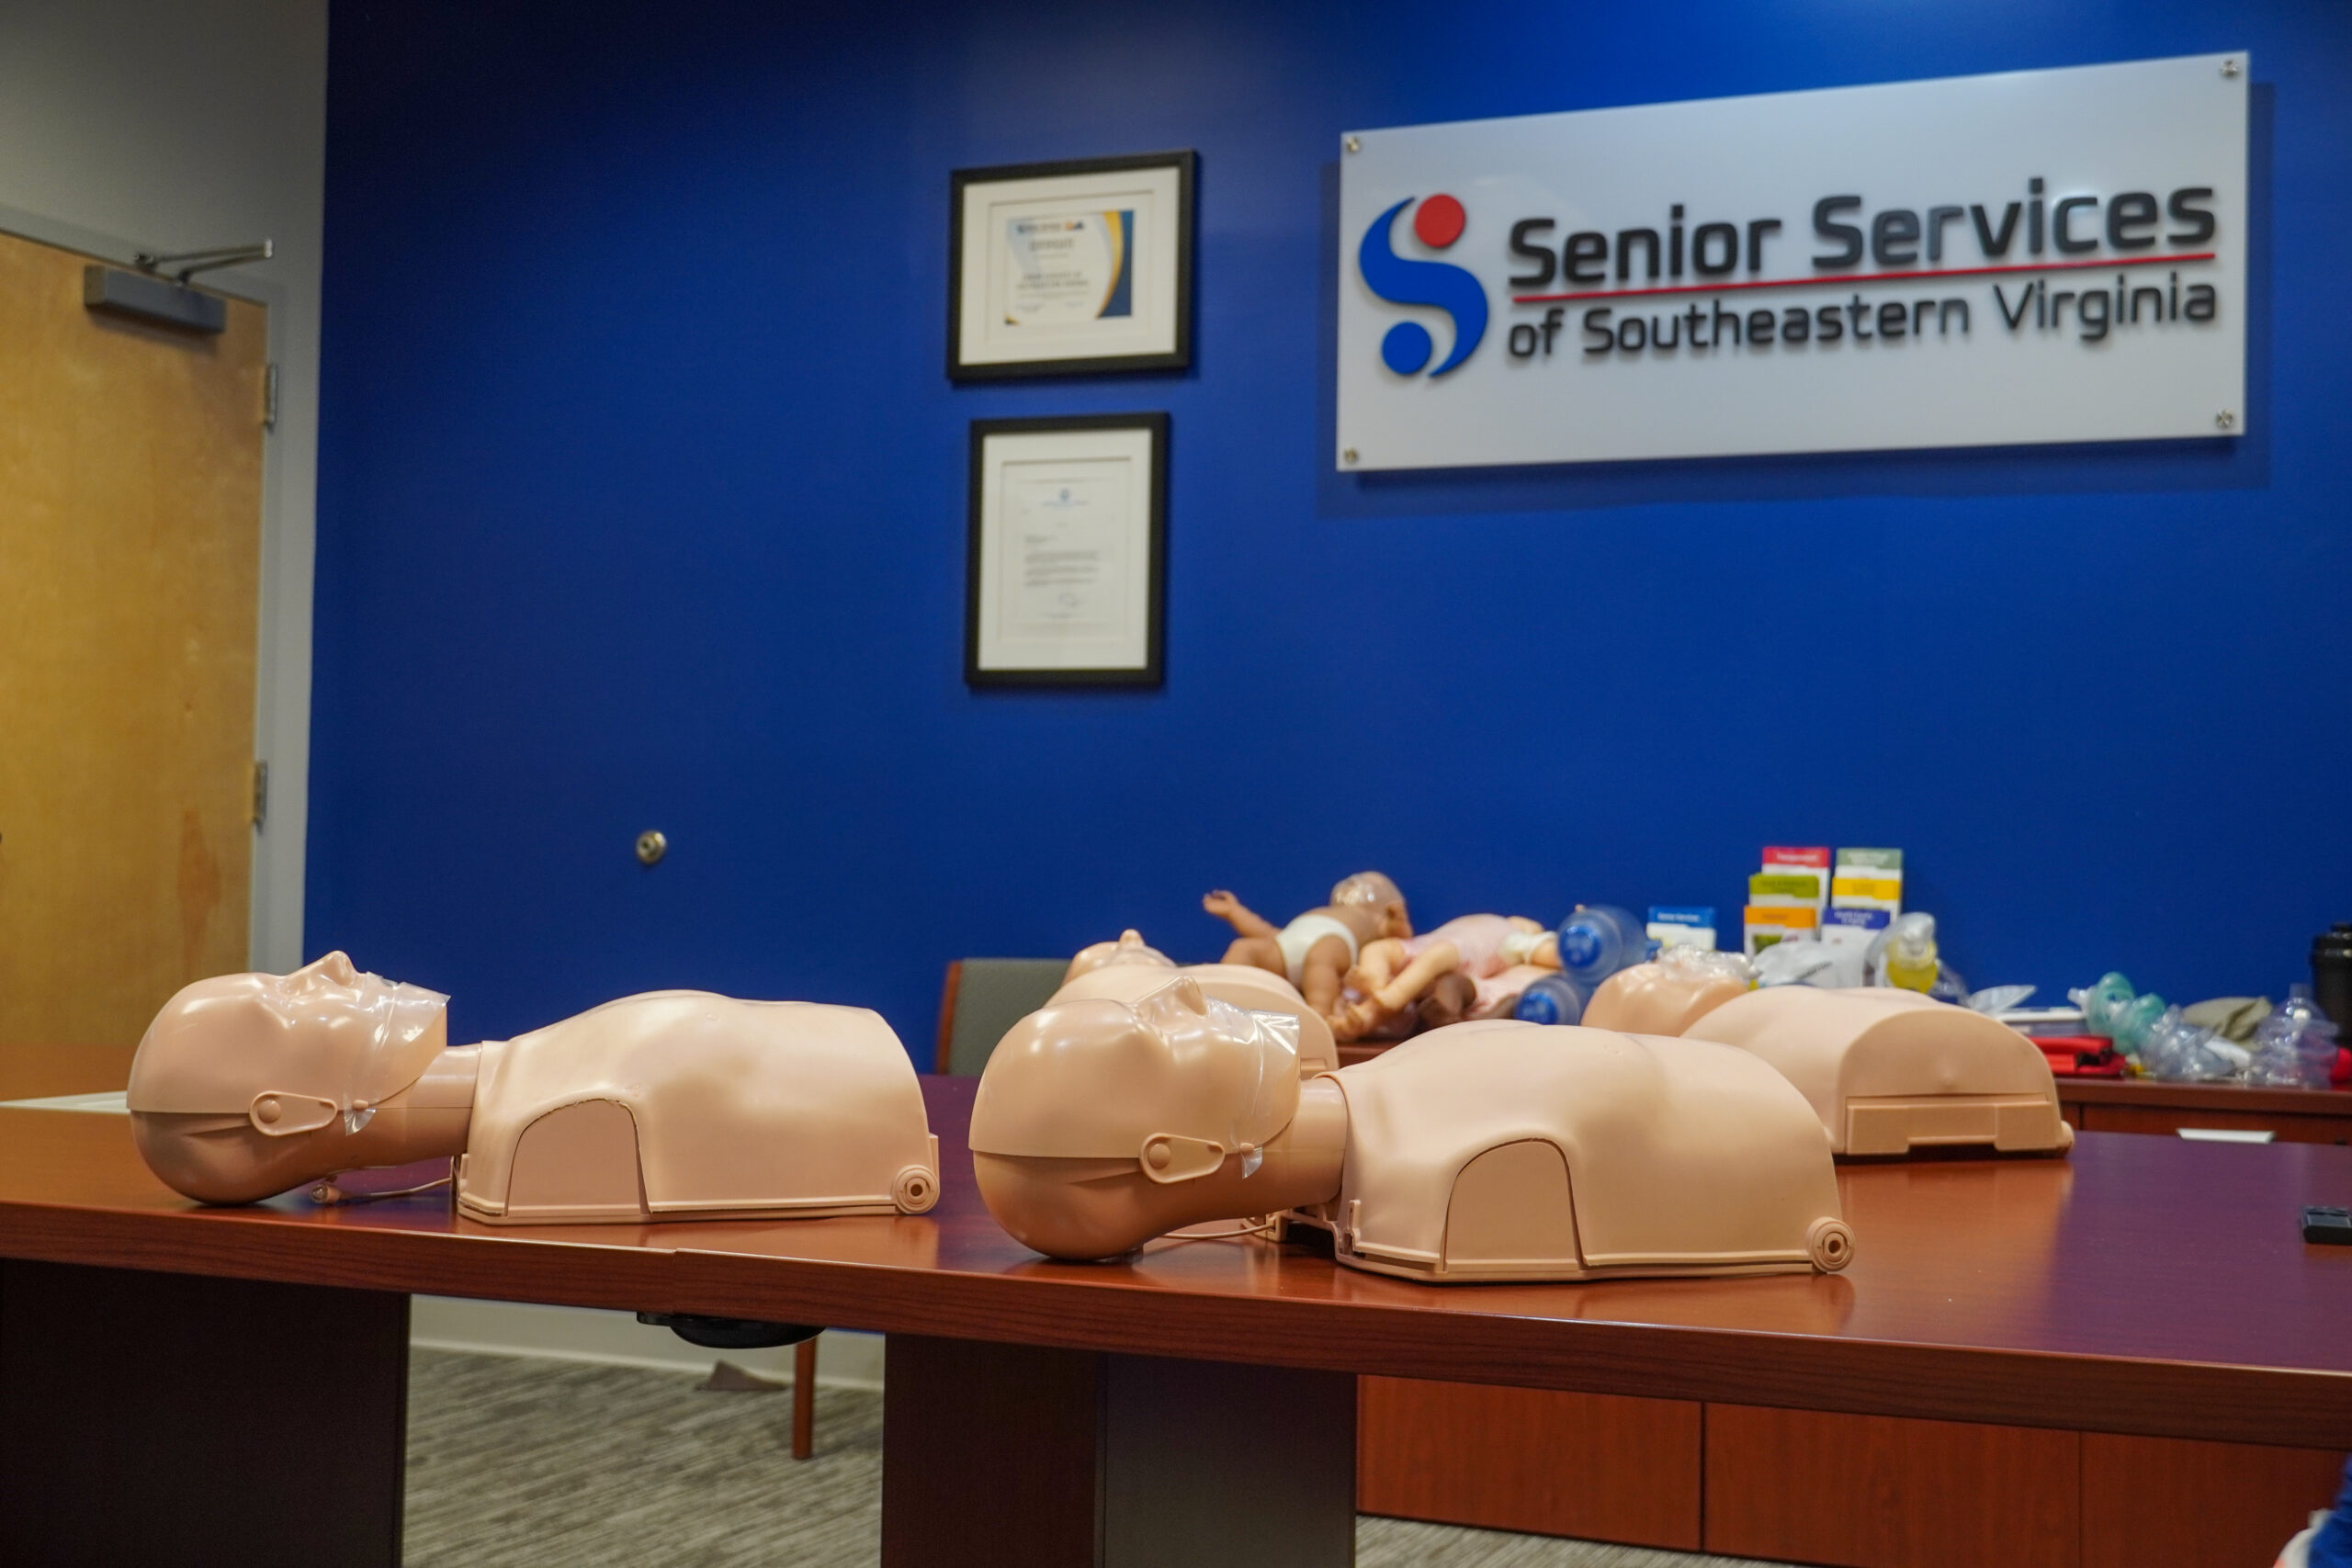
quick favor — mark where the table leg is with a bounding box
[0,1258,407,1568]
[881,1334,1355,1568]
[792,1334,817,1460]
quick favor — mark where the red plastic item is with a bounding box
[2032,1035,2129,1077]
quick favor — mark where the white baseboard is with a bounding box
[410,1296,885,1389]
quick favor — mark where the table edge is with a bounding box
[2,1199,2346,1449]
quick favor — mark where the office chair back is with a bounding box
[934,959,1069,1076]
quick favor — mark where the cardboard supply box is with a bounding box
[1832,847,1903,914]
[1647,906,1718,951]
[1743,904,1818,956]
[1818,907,1890,987]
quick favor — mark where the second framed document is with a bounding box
[966,414,1167,688]
[949,152,1194,379]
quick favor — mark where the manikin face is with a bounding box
[970,976,1301,1166]
[127,953,450,1204]
[130,951,448,1122]
[1062,929,1178,984]
[968,977,1330,1260]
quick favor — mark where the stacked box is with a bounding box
[1647,906,1718,951]
[1753,846,1830,908]
[1742,906,1816,953]
[1745,846,1828,955]
[1817,908,1889,987]
[1832,847,1904,914]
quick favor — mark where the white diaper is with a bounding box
[1498,927,1549,966]
[1275,914,1359,990]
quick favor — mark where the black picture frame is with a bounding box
[947,151,1195,381]
[965,412,1168,688]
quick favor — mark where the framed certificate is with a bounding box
[966,414,1168,687]
[948,152,1194,379]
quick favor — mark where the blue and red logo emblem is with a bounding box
[1359,193,1487,376]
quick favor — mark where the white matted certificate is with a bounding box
[949,153,1193,378]
[966,414,1167,685]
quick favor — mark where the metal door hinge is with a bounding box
[252,760,270,829]
[263,363,280,429]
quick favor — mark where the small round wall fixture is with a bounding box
[635,829,667,866]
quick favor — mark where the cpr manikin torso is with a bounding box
[1584,949,1755,1036]
[1684,987,2073,1157]
[969,976,1852,1281]
[458,991,940,1222]
[127,953,941,1221]
[1056,929,1339,1077]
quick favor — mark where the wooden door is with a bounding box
[0,229,266,1047]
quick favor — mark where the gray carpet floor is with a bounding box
[405,1349,1767,1567]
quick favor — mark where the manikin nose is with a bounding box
[299,950,360,986]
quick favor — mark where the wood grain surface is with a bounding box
[2081,1101,2352,1145]
[881,1335,1354,1568]
[881,1335,1100,1567]
[2,1049,2349,1447]
[2057,1077,2352,1115]
[1358,1379,1700,1547]
[2059,1077,2352,1145]
[2079,1433,2346,1568]
[0,1258,407,1566]
[1703,1404,2080,1567]
[0,230,266,1050]
[0,1042,135,1099]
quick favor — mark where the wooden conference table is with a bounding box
[2,1044,2348,1568]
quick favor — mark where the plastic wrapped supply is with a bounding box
[2248,986,2340,1089]
[1753,935,1841,988]
[1967,985,2037,1016]
[2073,970,2251,1082]
[2140,1006,2251,1082]
[1881,913,1939,993]
[2074,972,2165,1061]
[2181,996,2273,1043]
[1860,911,1970,1002]
[1657,944,1755,987]
[1554,905,1650,989]
[1512,973,1587,1026]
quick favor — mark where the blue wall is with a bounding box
[312,0,2352,1050]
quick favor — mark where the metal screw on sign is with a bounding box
[2216,412,2236,431]
[1344,136,1361,153]
[636,829,668,865]
[2222,59,2240,77]
[1342,448,1359,465]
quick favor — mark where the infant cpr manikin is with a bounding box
[968,976,1852,1281]
[127,952,941,1221]
[1685,987,2074,1157]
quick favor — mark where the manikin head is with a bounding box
[1062,929,1177,985]
[969,976,1342,1259]
[127,952,470,1204]
[1329,871,1410,939]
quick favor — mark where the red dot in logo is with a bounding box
[1413,193,1466,248]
